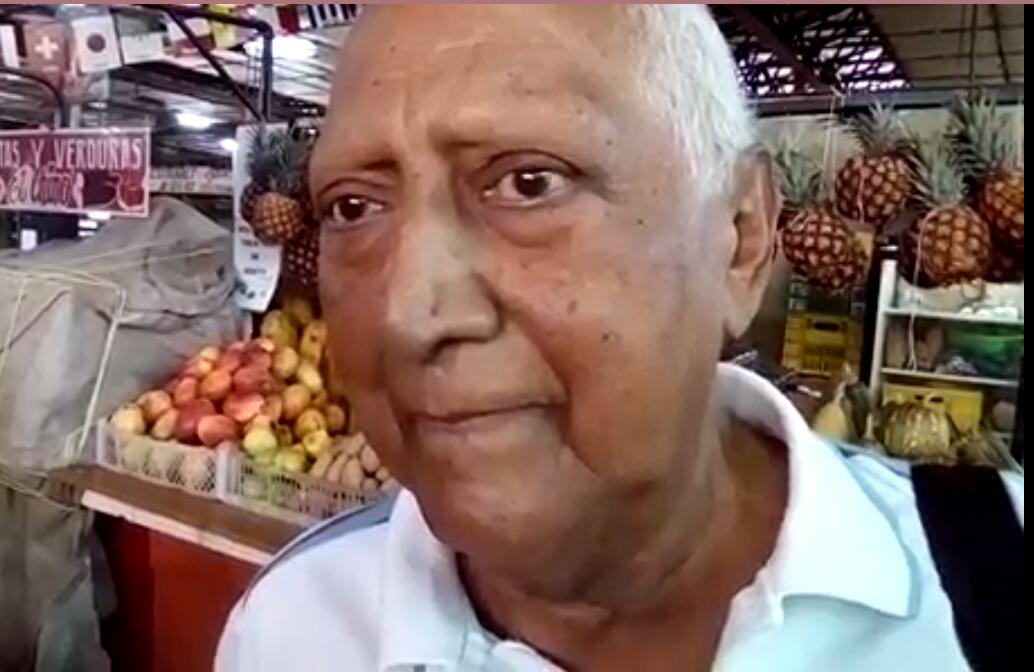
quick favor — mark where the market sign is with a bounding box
[0,128,150,218]
[150,166,232,196]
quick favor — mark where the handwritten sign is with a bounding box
[0,128,150,218]
[232,124,281,312]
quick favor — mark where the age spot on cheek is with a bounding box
[566,299,579,315]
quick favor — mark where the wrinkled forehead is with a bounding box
[328,4,646,113]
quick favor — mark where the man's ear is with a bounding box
[724,147,782,340]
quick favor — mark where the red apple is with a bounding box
[197,345,221,363]
[250,337,276,354]
[174,399,217,444]
[215,349,244,374]
[181,355,215,379]
[199,369,233,402]
[197,414,240,448]
[172,377,199,407]
[223,392,265,425]
[233,365,276,395]
[243,350,273,372]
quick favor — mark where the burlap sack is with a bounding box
[0,197,247,470]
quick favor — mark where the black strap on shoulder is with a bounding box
[913,465,1023,672]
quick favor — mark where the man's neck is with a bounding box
[459,415,788,671]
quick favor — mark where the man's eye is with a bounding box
[325,195,386,227]
[483,169,572,206]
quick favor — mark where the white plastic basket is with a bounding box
[96,421,225,498]
[223,453,378,526]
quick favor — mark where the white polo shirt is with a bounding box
[216,363,1023,672]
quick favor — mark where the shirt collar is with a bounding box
[377,363,914,670]
[716,363,913,619]
[379,490,474,672]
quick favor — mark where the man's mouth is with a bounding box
[413,404,551,434]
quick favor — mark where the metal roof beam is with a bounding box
[723,6,834,93]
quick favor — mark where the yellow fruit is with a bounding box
[302,429,332,458]
[112,404,146,436]
[260,310,298,351]
[283,295,317,328]
[299,320,328,365]
[272,347,300,380]
[294,408,328,439]
[295,360,324,395]
[242,426,278,457]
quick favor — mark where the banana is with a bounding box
[309,448,338,480]
[326,452,350,483]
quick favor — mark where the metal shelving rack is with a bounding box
[868,258,1025,460]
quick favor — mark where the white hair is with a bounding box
[630,5,755,196]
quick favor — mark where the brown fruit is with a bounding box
[312,390,329,408]
[150,408,179,441]
[137,390,173,424]
[223,392,266,425]
[197,414,241,448]
[274,423,294,448]
[780,206,867,292]
[172,377,199,407]
[324,404,347,434]
[262,394,283,423]
[233,365,277,396]
[175,399,217,444]
[199,369,233,402]
[835,154,911,229]
[282,384,312,421]
[979,168,1024,251]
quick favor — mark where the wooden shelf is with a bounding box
[882,367,1020,389]
[50,466,301,565]
[885,306,1024,327]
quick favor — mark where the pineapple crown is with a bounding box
[245,128,313,198]
[949,92,1021,177]
[773,147,822,208]
[842,103,911,156]
[907,132,968,210]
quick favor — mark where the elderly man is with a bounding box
[218,5,1022,671]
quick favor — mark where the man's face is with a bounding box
[313,5,762,589]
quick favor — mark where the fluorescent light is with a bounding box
[176,111,215,130]
[244,35,317,61]
[87,210,111,221]
[219,137,239,153]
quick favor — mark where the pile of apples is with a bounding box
[109,297,393,495]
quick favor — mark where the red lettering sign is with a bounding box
[0,128,151,218]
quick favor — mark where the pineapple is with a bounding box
[903,134,991,286]
[835,104,913,230]
[950,93,1024,252]
[776,148,868,292]
[246,130,314,245]
[985,248,1024,284]
[283,227,320,286]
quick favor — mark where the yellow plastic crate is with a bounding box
[782,313,861,376]
[882,382,984,432]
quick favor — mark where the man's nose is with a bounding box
[384,202,500,363]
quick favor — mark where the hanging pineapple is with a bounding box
[950,93,1024,253]
[835,104,913,230]
[242,129,314,246]
[902,134,991,286]
[283,227,320,286]
[776,148,868,293]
